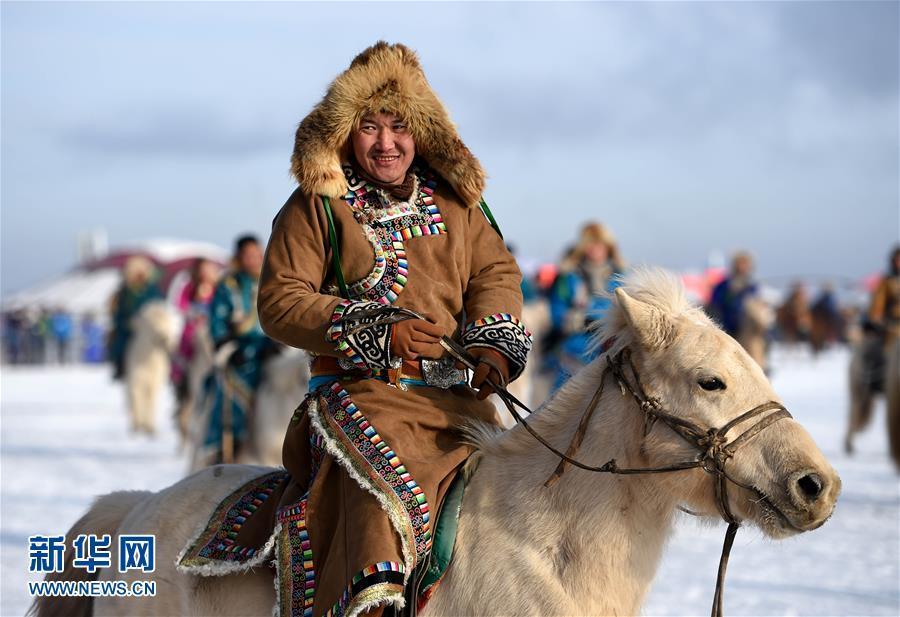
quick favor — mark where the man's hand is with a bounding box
[391,319,445,360]
[469,348,510,400]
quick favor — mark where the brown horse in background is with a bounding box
[847,333,900,470]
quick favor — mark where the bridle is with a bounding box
[440,337,792,617]
[333,306,794,617]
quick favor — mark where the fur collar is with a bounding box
[290,42,486,208]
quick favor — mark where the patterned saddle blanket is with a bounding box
[177,469,290,573]
[176,468,466,615]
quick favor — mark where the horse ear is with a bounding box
[615,288,676,350]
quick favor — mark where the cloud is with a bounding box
[435,1,898,159]
[2,1,898,295]
[60,106,287,158]
[772,1,899,99]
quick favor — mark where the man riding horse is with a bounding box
[256,42,532,617]
[855,246,900,397]
[868,246,900,346]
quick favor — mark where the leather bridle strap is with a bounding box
[543,368,609,487]
[713,522,739,617]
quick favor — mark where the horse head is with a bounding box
[131,300,180,352]
[601,268,840,538]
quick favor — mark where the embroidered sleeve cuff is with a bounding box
[326,300,395,371]
[460,313,533,382]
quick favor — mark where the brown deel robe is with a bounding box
[256,168,530,617]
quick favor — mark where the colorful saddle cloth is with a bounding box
[176,468,465,617]
[177,469,291,574]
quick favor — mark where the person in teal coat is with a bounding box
[202,234,280,463]
[107,256,163,380]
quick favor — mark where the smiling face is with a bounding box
[350,112,416,185]
[614,287,841,539]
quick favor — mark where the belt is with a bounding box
[309,355,466,391]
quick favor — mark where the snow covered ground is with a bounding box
[1,366,186,616]
[1,346,898,616]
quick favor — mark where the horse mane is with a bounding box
[464,267,711,455]
[593,266,712,357]
[458,421,505,476]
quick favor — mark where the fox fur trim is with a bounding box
[290,41,486,208]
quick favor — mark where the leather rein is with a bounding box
[439,336,792,617]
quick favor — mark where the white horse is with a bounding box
[174,326,215,452]
[32,269,840,617]
[124,301,179,436]
[187,347,310,471]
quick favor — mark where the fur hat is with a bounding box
[564,222,625,272]
[290,41,486,208]
[123,256,155,286]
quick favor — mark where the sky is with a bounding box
[2,1,898,295]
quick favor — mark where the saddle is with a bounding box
[177,467,466,617]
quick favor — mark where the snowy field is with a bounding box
[1,346,898,616]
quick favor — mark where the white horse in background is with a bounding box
[187,347,310,471]
[124,301,180,436]
[496,298,552,425]
[32,269,840,617]
[174,326,215,453]
[252,348,311,467]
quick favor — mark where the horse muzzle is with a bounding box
[750,465,841,537]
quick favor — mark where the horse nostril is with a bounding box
[797,473,824,501]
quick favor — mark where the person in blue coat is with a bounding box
[202,234,280,464]
[546,222,625,389]
[707,251,759,338]
[49,308,74,364]
[81,313,106,363]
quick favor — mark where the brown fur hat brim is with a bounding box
[290,41,486,208]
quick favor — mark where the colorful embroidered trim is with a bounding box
[333,164,445,305]
[277,498,316,617]
[178,470,288,568]
[325,561,406,617]
[320,381,432,560]
[461,313,533,381]
[463,312,532,336]
[226,368,254,411]
[200,364,257,452]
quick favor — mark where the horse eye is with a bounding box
[698,377,726,391]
